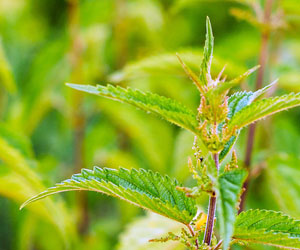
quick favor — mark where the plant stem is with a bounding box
[213,240,223,250]
[187,224,199,249]
[239,0,273,213]
[67,0,89,234]
[203,153,219,246]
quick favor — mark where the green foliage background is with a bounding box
[0,0,300,249]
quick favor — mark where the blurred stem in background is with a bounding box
[239,0,273,213]
[67,0,89,235]
[114,0,128,69]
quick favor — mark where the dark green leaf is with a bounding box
[234,209,300,249]
[217,169,248,250]
[67,83,199,134]
[21,167,197,224]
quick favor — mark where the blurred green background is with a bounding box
[0,0,300,249]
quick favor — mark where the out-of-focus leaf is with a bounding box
[117,212,184,250]
[266,155,300,219]
[0,136,41,189]
[0,41,16,93]
[10,38,70,135]
[171,130,201,181]
[21,167,197,224]
[278,71,300,92]
[98,99,174,172]
[0,135,77,244]
[109,50,246,84]
[0,122,33,158]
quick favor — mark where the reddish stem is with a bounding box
[187,224,199,249]
[239,0,273,213]
[203,153,219,246]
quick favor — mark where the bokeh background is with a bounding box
[0,0,300,249]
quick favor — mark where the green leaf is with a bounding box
[219,83,276,161]
[0,122,33,158]
[219,135,238,162]
[109,49,247,84]
[266,155,300,219]
[199,17,214,86]
[227,65,260,86]
[21,167,197,224]
[66,83,199,134]
[0,42,17,93]
[217,169,248,250]
[219,91,255,161]
[97,99,174,172]
[229,93,300,130]
[213,65,260,95]
[0,135,77,244]
[176,53,204,93]
[233,209,300,249]
[228,82,275,119]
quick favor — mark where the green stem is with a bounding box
[203,153,219,246]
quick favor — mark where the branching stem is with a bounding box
[203,153,219,246]
[187,224,199,249]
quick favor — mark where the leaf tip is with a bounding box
[175,52,182,62]
[65,83,100,95]
[19,200,30,210]
[206,16,213,38]
[252,64,261,71]
[65,82,77,88]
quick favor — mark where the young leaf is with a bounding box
[176,53,204,93]
[233,209,300,249]
[213,65,260,95]
[219,135,239,162]
[219,83,276,161]
[199,17,214,86]
[21,167,197,224]
[217,169,248,250]
[228,81,276,119]
[219,91,256,161]
[66,83,199,134]
[229,93,300,130]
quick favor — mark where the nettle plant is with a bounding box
[21,18,300,250]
